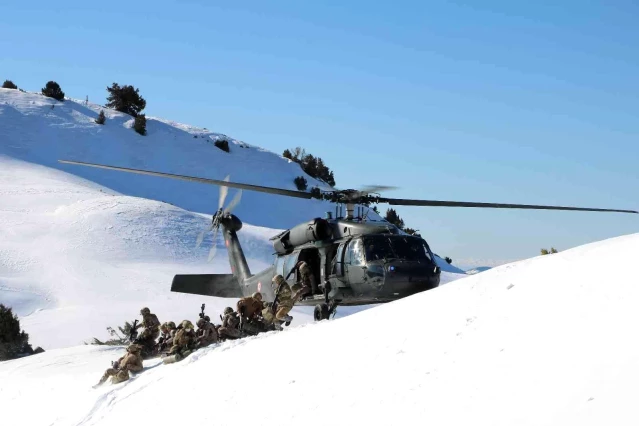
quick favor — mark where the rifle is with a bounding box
[129,319,139,342]
[199,303,210,323]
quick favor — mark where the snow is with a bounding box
[5,88,636,425]
[2,233,639,425]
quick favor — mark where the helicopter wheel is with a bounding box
[314,303,330,321]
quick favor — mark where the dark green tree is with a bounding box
[385,208,405,230]
[95,110,106,125]
[105,83,146,117]
[41,81,65,101]
[294,176,307,190]
[0,304,31,361]
[215,138,230,152]
[133,114,147,135]
[2,80,17,89]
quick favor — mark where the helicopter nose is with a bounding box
[382,261,439,296]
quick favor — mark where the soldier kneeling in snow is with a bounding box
[96,344,144,386]
[217,307,241,340]
[195,317,218,348]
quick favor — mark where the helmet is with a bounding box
[252,292,262,301]
[167,321,176,329]
[196,318,206,328]
[224,307,233,315]
[299,261,310,274]
[181,320,194,330]
[160,322,168,332]
[140,307,150,315]
[272,275,285,286]
[127,344,142,353]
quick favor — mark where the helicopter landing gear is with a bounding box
[314,303,329,321]
[314,299,339,321]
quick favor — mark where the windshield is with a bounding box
[363,236,433,263]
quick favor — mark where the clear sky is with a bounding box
[2,0,638,269]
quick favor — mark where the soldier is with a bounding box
[96,343,144,386]
[271,274,297,327]
[135,307,161,355]
[195,317,219,348]
[237,292,264,324]
[286,260,317,299]
[217,307,241,340]
[167,320,196,356]
[156,321,176,353]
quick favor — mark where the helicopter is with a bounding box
[58,159,637,321]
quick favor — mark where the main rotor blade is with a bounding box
[378,197,638,214]
[58,160,315,200]
[219,175,230,210]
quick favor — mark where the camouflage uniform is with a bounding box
[290,261,317,299]
[237,292,264,321]
[168,320,196,356]
[157,321,176,353]
[97,344,144,385]
[195,318,219,347]
[217,307,241,339]
[136,307,160,351]
[272,274,296,325]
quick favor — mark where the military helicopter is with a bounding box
[58,159,637,321]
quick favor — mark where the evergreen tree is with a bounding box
[2,80,17,89]
[0,304,31,361]
[384,208,405,230]
[294,176,307,190]
[95,110,106,125]
[41,81,65,101]
[133,114,147,135]
[105,83,146,117]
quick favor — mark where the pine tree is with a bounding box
[384,208,405,229]
[41,81,65,101]
[2,80,17,89]
[0,304,31,360]
[105,83,146,117]
[133,114,147,135]
[95,110,106,125]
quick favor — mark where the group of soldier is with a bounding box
[96,262,315,386]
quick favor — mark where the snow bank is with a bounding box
[2,232,638,425]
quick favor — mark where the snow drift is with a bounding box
[2,232,638,426]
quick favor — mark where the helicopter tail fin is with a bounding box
[171,274,243,298]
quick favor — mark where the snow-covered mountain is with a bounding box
[0,88,465,350]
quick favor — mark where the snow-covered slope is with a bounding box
[2,232,638,426]
[0,89,464,350]
[465,266,492,274]
[0,88,384,229]
[0,155,293,349]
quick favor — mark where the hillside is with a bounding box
[0,88,382,229]
[2,231,638,425]
[0,88,465,350]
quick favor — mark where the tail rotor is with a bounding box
[195,175,242,262]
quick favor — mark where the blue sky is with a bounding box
[2,0,638,268]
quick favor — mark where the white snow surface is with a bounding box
[2,232,639,425]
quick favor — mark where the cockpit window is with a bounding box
[363,236,433,263]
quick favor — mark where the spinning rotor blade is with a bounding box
[219,175,230,209]
[195,222,212,249]
[224,189,242,214]
[377,197,638,214]
[207,225,220,262]
[58,160,314,200]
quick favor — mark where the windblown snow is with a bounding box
[2,88,636,426]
